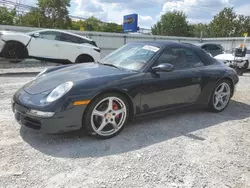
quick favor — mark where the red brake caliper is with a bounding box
[113,102,120,119]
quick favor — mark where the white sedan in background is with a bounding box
[0,29,101,63]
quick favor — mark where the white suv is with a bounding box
[0,29,101,63]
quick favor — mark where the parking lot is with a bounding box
[0,72,250,188]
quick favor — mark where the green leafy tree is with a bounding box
[71,20,84,30]
[151,11,192,36]
[209,7,250,37]
[19,8,43,27]
[191,23,211,38]
[102,23,123,33]
[100,22,122,33]
[17,0,71,28]
[0,7,16,25]
[37,0,71,28]
[209,7,238,37]
[82,16,103,31]
[235,15,250,37]
[71,18,122,32]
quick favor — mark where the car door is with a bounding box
[28,31,61,59]
[140,46,204,113]
[58,33,89,62]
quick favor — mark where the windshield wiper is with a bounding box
[101,63,123,70]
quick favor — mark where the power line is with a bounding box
[0,0,89,20]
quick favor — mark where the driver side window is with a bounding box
[156,47,203,70]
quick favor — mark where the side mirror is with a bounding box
[235,47,247,57]
[152,63,174,72]
[32,33,40,38]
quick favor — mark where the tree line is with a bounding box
[152,8,250,38]
[0,0,249,38]
[0,0,123,33]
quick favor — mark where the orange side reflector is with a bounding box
[73,100,91,106]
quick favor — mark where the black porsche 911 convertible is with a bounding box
[12,41,239,138]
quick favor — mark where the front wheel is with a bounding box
[2,42,27,62]
[209,80,232,112]
[83,93,129,139]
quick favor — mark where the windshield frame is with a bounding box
[99,43,163,72]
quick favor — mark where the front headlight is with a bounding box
[46,81,73,103]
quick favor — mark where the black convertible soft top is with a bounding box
[131,41,220,66]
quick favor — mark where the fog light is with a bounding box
[28,109,55,117]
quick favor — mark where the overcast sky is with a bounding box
[17,0,250,28]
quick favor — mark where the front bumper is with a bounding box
[12,100,86,134]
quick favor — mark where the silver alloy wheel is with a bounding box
[91,96,127,136]
[213,82,231,111]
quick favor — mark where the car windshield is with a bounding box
[99,43,160,71]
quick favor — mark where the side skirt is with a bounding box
[29,56,72,64]
[134,103,206,119]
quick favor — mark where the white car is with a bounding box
[0,29,101,63]
[214,48,250,70]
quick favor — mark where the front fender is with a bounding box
[44,64,76,74]
[66,86,137,117]
[94,87,136,107]
[2,33,31,46]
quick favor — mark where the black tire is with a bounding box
[75,55,94,63]
[2,41,28,62]
[83,92,129,139]
[208,79,232,112]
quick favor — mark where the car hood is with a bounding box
[214,53,248,61]
[0,30,20,35]
[23,63,136,95]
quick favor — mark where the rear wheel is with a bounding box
[83,93,129,139]
[75,55,94,63]
[208,80,232,112]
[2,41,28,63]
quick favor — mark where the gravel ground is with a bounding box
[0,59,58,75]
[0,67,47,75]
[0,73,250,188]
